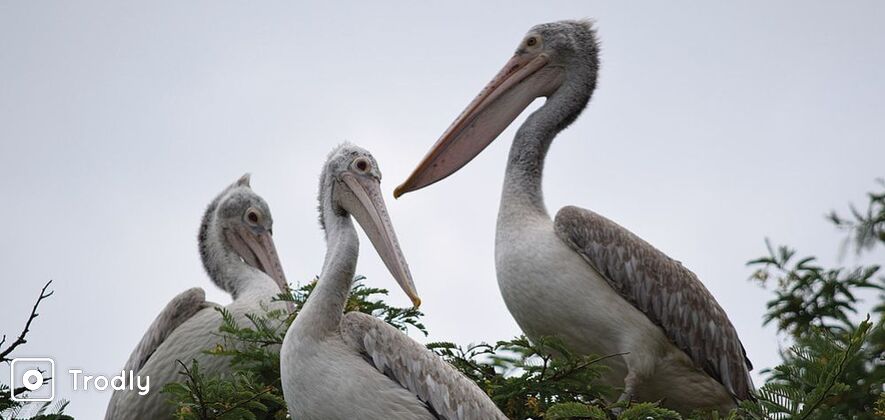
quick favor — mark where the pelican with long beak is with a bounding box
[280,144,505,420]
[105,174,290,419]
[395,20,754,413]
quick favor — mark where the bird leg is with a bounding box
[617,371,640,405]
[609,372,640,416]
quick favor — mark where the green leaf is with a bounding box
[546,402,607,419]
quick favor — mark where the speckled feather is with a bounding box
[341,312,507,420]
[553,205,755,400]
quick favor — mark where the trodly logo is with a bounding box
[8,358,150,402]
[9,358,55,402]
[69,369,150,396]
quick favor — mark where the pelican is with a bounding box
[280,144,506,420]
[395,20,754,413]
[105,174,289,419]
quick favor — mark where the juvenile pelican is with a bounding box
[105,175,289,419]
[280,144,506,420]
[395,20,754,413]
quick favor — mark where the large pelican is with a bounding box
[280,144,506,420]
[105,175,289,419]
[395,20,754,413]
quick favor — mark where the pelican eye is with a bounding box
[246,209,260,224]
[354,158,370,173]
[526,36,538,47]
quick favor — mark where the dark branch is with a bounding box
[0,280,54,363]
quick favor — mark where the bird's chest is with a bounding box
[494,219,646,360]
[496,222,589,336]
[281,331,352,390]
[280,334,432,420]
[281,335,360,415]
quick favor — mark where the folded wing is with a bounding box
[121,287,215,374]
[340,312,507,420]
[554,205,754,400]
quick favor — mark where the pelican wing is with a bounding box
[122,287,215,374]
[554,205,754,400]
[340,311,507,420]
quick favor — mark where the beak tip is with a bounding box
[412,297,422,308]
[393,184,407,199]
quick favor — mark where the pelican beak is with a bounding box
[342,173,421,308]
[394,51,562,198]
[230,225,290,296]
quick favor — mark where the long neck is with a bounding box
[295,208,359,338]
[499,82,589,222]
[500,104,557,219]
[200,225,274,300]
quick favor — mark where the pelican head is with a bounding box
[319,144,421,307]
[199,174,288,297]
[395,20,599,197]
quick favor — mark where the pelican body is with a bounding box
[396,20,754,413]
[281,144,505,420]
[105,175,289,419]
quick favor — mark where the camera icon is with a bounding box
[9,358,55,402]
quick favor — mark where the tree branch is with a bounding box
[0,280,54,363]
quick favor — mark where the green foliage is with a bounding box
[428,336,613,418]
[165,181,885,420]
[828,179,885,255]
[0,383,20,417]
[748,241,881,336]
[0,398,73,420]
[616,402,682,420]
[741,180,885,419]
[738,319,873,419]
[875,392,885,417]
[1,281,72,420]
[544,401,608,419]
[162,276,426,420]
[430,337,716,419]
[163,360,286,420]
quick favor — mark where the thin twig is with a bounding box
[215,387,274,417]
[544,352,629,384]
[0,280,54,362]
[176,360,210,420]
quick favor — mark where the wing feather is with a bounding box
[554,205,754,400]
[121,287,214,374]
[340,312,507,420]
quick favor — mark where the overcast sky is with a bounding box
[1,1,883,418]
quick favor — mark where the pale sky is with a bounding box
[1,1,883,418]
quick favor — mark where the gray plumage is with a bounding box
[496,21,755,411]
[554,206,754,400]
[119,287,216,376]
[395,19,755,413]
[281,144,506,420]
[105,175,289,419]
[198,174,282,299]
[341,312,504,420]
